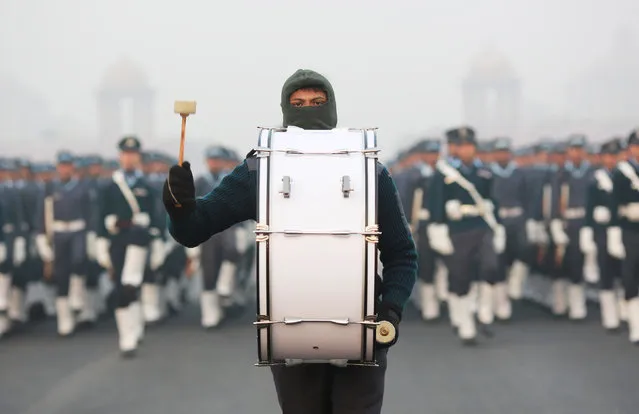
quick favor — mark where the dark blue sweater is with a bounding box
[168,159,417,310]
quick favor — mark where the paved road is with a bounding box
[1,302,638,414]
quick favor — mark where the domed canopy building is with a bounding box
[462,50,521,137]
[97,57,155,144]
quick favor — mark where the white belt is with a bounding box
[563,208,585,220]
[52,220,86,233]
[499,207,523,219]
[619,203,639,222]
[448,204,482,220]
[417,209,430,221]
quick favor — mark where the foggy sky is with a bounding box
[1,0,638,156]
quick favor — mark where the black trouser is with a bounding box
[201,229,239,291]
[444,227,498,295]
[160,247,187,283]
[556,225,584,284]
[109,230,150,309]
[271,348,388,414]
[496,220,527,283]
[621,229,639,300]
[416,226,436,284]
[52,232,86,297]
[594,229,622,290]
[86,260,103,290]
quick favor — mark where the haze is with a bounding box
[1,0,638,165]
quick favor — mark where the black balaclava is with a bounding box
[280,69,337,130]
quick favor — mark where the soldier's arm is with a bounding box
[609,170,624,227]
[427,171,446,224]
[33,186,47,235]
[168,160,256,248]
[0,202,4,244]
[376,166,418,310]
[148,184,164,239]
[549,172,562,220]
[97,184,114,239]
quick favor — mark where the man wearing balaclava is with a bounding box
[162,69,417,413]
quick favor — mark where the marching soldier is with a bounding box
[95,137,165,357]
[79,155,107,326]
[0,160,28,335]
[34,152,93,336]
[189,145,241,328]
[583,139,623,332]
[608,129,639,345]
[490,138,530,320]
[404,139,444,321]
[549,135,595,320]
[428,127,505,345]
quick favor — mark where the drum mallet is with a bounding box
[376,320,397,345]
[173,101,197,166]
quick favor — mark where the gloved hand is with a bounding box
[607,226,625,259]
[149,238,166,270]
[427,224,454,255]
[96,238,112,269]
[375,301,401,349]
[493,225,506,254]
[13,237,26,266]
[163,162,196,220]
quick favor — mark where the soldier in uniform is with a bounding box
[490,138,530,320]
[162,69,417,413]
[95,137,165,357]
[188,145,241,328]
[428,127,504,344]
[608,129,639,345]
[403,140,444,321]
[78,155,106,326]
[0,160,28,333]
[548,135,595,320]
[33,152,93,336]
[583,139,623,332]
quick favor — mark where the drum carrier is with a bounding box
[253,127,381,367]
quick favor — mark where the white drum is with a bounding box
[253,127,380,366]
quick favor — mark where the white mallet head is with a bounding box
[174,101,197,115]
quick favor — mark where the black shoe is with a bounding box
[121,349,137,359]
[461,337,478,347]
[76,320,96,331]
[605,326,621,334]
[478,323,494,338]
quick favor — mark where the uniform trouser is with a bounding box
[86,260,103,289]
[52,232,87,297]
[621,229,639,300]
[594,229,622,290]
[201,229,239,291]
[416,227,436,284]
[444,227,498,295]
[497,220,527,283]
[110,231,149,309]
[556,226,584,284]
[270,348,388,414]
[161,247,187,282]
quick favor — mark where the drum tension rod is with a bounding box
[253,317,380,328]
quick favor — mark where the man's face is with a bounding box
[119,151,141,171]
[457,143,476,162]
[566,147,585,163]
[289,88,327,107]
[628,144,639,160]
[448,143,458,157]
[88,164,102,177]
[419,153,438,166]
[206,158,226,173]
[57,163,75,180]
[493,150,511,165]
[601,153,618,170]
[534,151,549,164]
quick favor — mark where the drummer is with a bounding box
[162,69,417,414]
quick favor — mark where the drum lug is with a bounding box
[341,176,353,198]
[280,176,291,198]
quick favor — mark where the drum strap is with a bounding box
[618,161,639,191]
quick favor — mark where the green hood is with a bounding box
[280,69,338,130]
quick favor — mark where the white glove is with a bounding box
[607,226,625,259]
[536,223,549,244]
[549,220,569,246]
[0,242,6,264]
[493,225,506,254]
[13,237,26,266]
[96,237,112,269]
[583,252,599,284]
[86,231,97,260]
[444,200,463,221]
[35,234,54,263]
[186,246,201,259]
[525,220,538,243]
[427,224,454,255]
[149,238,166,270]
[579,227,597,255]
[104,215,118,235]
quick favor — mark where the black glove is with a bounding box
[163,162,196,220]
[376,301,402,349]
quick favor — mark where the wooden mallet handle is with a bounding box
[173,101,197,166]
